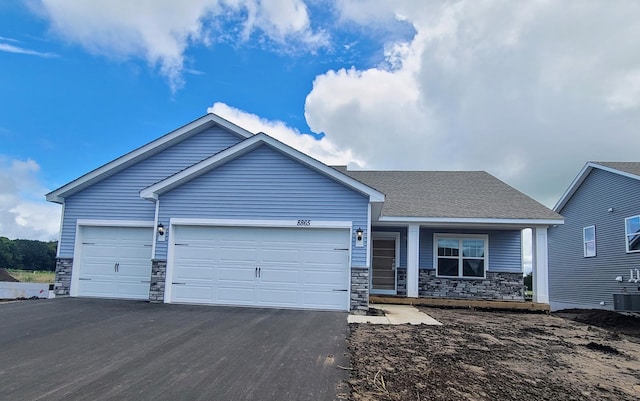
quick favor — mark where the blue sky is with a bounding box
[1,0,640,245]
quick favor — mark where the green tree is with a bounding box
[14,239,57,271]
[0,237,22,269]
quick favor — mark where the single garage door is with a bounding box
[170,225,351,310]
[76,226,153,299]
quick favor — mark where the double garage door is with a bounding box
[169,225,351,310]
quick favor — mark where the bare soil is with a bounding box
[0,268,19,282]
[347,307,640,400]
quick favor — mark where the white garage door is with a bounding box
[169,225,350,310]
[76,226,153,299]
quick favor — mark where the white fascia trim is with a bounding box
[55,202,65,258]
[141,133,386,202]
[169,218,353,229]
[76,219,155,227]
[554,162,640,212]
[46,113,254,204]
[378,216,564,226]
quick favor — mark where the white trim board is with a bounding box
[46,113,254,204]
[168,218,353,229]
[378,216,563,226]
[140,133,385,203]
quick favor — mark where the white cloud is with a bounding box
[304,0,640,207]
[0,157,61,241]
[0,40,57,58]
[208,102,363,167]
[32,0,326,92]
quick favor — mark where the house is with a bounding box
[46,113,563,313]
[548,162,640,311]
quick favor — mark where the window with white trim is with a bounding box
[583,226,596,257]
[625,216,640,253]
[435,235,487,278]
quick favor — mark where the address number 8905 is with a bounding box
[297,219,311,226]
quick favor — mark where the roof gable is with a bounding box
[554,161,640,212]
[140,133,385,203]
[46,113,253,204]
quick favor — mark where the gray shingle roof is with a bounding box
[592,162,640,177]
[335,168,562,220]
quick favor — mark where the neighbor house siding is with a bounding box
[548,168,640,310]
[58,127,243,257]
[419,228,522,272]
[156,144,369,262]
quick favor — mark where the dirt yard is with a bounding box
[347,307,640,401]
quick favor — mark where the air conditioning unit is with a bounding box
[613,294,640,311]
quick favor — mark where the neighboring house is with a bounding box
[548,162,640,312]
[46,114,563,313]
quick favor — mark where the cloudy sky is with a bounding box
[1,0,639,241]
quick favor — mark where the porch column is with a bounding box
[532,226,549,304]
[407,224,420,298]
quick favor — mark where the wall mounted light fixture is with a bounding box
[157,223,165,236]
[356,227,364,242]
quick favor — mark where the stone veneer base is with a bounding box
[419,270,524,301]
[54,258,73,296]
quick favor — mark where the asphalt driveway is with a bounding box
[0,298,349,401]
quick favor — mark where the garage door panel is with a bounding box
[302,291,345,309]
[218,267,255,283]
[172,285,213,302]
[260,269,299,285]
[304,250,348,265]
[115,282,151,299]
[82,244,119,259]
[170,225,350,310]
[304,270,346,286]
[175,245,214,260]
[218,287,255,303]
[78,279,116,297]
[258,288,299,306]
[175,265,216,280]
[261,248,300,263]
[77,226,152,300]
[220,247,257,262]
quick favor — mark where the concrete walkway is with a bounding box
[348,303,442,325]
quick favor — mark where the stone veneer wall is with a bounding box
[54,258,73,296]
[350,266,369,314]
[419,270,524,301]
[396,267,407,296]
[150,259,167,303]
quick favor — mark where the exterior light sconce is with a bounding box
[157,223,166,242]
[355,227,364,247]
[608,207,614,212]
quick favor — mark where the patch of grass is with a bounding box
[6,269,55,284]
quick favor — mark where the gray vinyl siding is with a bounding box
[419,228,522,272]
[157,144,369,264]
[59,127,243,257]
[548,168,640,310]
[372,226,408,268]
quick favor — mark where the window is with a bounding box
[583,226,596,257]
[435,235,487,278]
[626,216,640,253]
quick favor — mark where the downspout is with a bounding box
[151,199,160,260]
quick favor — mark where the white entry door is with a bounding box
[169,225,351,310]
[75,226,153,299]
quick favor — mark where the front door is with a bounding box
[371,233,399,294]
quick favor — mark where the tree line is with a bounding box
[0,237,57,271]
